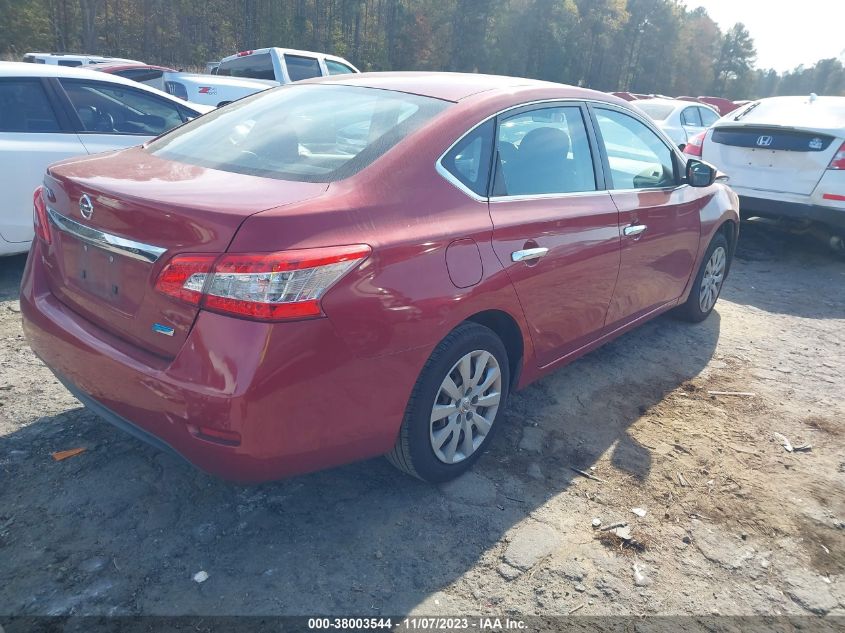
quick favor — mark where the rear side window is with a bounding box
[493,106,597,196]
[147,84,449,183]
[60,79,185,135]
[326,60,356,75]
[699,107,719,126]
[595,109,675,190]
[441,119,494,197]
[217,53,275,80]
[681,107,702,126]
[285,55,322,81]
[0,80,60,132]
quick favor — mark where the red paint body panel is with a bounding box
[604,187,702,325]
[21,73,739,481]
[488,192,621,367]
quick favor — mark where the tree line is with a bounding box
[1,0,843,100]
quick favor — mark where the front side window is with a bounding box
[146,84,449,183]
[285,55,322,81]
[0,79,60,132]
[217,53,275,80]
[58,60,83,67]
[325,60,356,75]
[442,119,494,197]
[494,106,596,196]
[681,106,702,126]
[60,79,185,135]
[595,108,676,190]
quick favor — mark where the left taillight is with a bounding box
[683,131,706,157]
[32,186,51,244]
[827,140,845,170]
[154,245,371,322]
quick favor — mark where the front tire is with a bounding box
[674,232,730,322]
[386,322,510,483]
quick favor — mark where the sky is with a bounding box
[683,0,845,72]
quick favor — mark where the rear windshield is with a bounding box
[217,52,275,80]
[635,103,674,121]
[146,84,450,182]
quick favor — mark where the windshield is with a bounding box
[146,84,450,182]
[635,103,675,121]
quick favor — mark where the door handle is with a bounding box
[511,247,549,263]
[623,224,647,237]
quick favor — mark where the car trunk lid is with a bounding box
[706,125,840,196]
[41,146,327,358]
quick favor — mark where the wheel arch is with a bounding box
[716,217,739,280]
[464,309,525,390]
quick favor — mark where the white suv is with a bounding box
[686,95,845,252]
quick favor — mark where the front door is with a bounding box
[591,106,701,327]
[488,103,621,368]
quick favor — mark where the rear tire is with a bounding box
[674,232,730,322]
[386,322,510,483]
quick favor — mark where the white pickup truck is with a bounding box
[160,48,359,108]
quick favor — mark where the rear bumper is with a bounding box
[21,248,427,482]
[739,195,845,232]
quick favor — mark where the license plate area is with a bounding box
[60,233,144,315]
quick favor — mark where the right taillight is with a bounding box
[684,131,706,157]
[154,245,371,321]
[827,140,845,170]
[32,186,51,245]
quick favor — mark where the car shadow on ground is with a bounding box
[723,220,844,320]
[0,248,722,616]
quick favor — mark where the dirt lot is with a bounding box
[0,222,843,619]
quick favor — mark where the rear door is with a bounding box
[54,77,191,154]
[0,77,87,245]
[705,125,838,195]
[487,102,621,367]
[590,105,701,326]
[680,105,704,143]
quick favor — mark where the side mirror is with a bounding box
[686,158,716,187]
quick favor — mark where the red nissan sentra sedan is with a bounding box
[21,72,739,483]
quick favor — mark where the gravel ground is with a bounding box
[0,222,843,618]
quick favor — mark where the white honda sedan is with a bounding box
[0,62,212,256]
[634,98,720,149]
[684,95,845,253]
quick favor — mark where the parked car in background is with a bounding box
[205,61,220,74]
[23,52,142,67]
[0,62,211,256]
[21,73,738,484]
[91,61,272,107]
[685,95,845,254]
[216,47,359,82]
[158,47,360,108]
[634,98,720,148]
[696,96,742,116]
[157,72,277,107]
[93,62,178,91]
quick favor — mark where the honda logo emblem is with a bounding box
[756,135,773,147]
